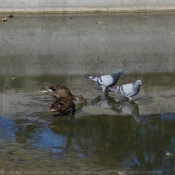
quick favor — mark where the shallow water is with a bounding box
[0,74,174,174]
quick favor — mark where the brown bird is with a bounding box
[47,98,76,115]
[9,15,14,18]
[39,84,87,104]
[1,18,7,22]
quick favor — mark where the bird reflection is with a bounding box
[119,100,140,121]
[92,93,122,114]
[48,102,86,134]
[48,117,74,134]
[92,93,140,121]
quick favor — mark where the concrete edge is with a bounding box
[0,7,175,14]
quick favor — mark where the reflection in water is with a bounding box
[119,100,140,121]
[92,93,140,121]
[0,116,18,142]
[93,93,122,114]
[49,116,75,134]
[0,75,175,173]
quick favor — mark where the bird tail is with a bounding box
[85,75,92,79]
[74,95,87,104]
[85,75,97,82]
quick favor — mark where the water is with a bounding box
[0,73,174,174]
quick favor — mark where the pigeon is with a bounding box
[85,70,124,92]
[109,80,142,100]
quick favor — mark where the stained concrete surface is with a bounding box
[0,12,175,76]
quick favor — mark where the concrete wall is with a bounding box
[0,0,175,12]
[1,13,175,76]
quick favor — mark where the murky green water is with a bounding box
[0,73,175,174]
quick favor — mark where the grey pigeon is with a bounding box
[85,70,124,92]
[109,80,142,100]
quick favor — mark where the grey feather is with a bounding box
[86,70,124,92]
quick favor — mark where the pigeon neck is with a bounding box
[113,73,121,82]
[133,83,140,91]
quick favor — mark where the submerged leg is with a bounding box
[128,97,134,101]
[71,103,76,115]
[101,86,107,92]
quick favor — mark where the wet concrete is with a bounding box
[1,12,175,76]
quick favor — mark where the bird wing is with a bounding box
[98,75,113,86]
[86,74,113,86]
[117,83,134,97]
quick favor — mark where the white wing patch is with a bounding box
[100,75,113,86]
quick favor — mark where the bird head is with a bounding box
[115,70,124,75]
[135,80,142,85]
